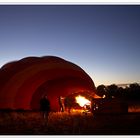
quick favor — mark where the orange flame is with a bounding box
[75,95,91,107]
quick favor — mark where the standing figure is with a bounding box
[58,96,65,112]
[40,95,50,119]
[64,96,72,113]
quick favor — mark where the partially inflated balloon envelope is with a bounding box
[0,56,96,111]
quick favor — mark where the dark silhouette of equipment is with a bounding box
[91,98,128,115]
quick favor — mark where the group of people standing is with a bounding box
[40,95,91,120]
[40,95,65,119]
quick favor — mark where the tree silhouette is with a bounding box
[96,84,107,98]
[97,83,140,100]
[128,83,140,100]
[107,84,119,98]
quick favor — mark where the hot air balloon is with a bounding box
[0,56,96,111]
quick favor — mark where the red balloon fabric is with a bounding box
[0,56,95,111]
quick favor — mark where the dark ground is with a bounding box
[0,111,140,135]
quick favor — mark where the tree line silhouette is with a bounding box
[96,83,140,100]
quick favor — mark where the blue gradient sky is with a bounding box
[0,5,140,86]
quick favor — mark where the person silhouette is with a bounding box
[58,96,65,112]
[40,95,50,119]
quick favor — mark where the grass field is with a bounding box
[0,111,140,135]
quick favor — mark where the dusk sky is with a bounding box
[0,5,140,86]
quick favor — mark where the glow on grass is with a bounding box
[75,95,91,107]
